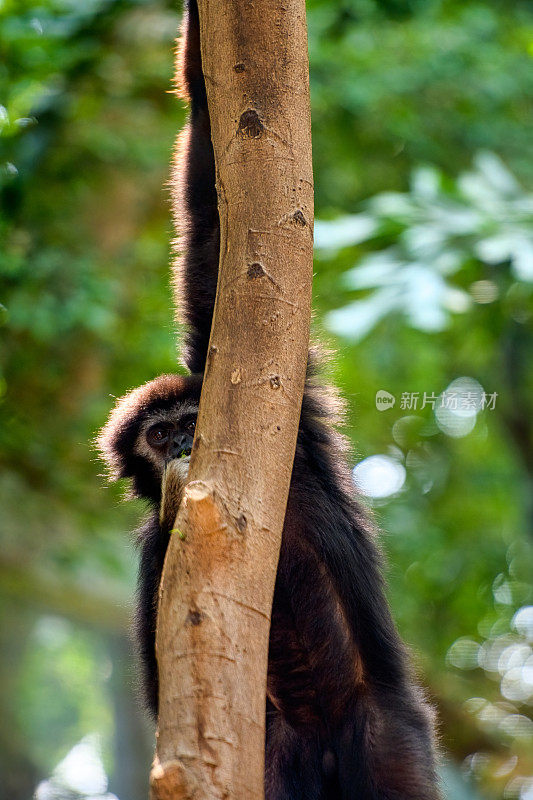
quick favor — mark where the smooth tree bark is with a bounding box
[150,1,313,798]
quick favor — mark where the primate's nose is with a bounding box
[169,432,193,459]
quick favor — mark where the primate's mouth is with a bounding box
[164,449,191,465]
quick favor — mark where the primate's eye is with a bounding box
[184,418,196,436]
[147,425,171,447]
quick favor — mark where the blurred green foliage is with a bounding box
[1,0,532,798]
[315,155,533,796]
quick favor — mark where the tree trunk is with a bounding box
[150,1,313,798]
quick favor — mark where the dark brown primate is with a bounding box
[97,2,441,797]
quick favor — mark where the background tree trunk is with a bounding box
[150,1,313,798]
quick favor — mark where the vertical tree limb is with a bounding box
[150,0,313,798]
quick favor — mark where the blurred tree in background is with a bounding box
[1,1,532,798]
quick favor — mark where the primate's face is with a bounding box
[134,401,198,477]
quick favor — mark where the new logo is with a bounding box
[375,390,395,410]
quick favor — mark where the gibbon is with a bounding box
[98,2,440,797]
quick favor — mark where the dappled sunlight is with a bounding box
[2,0,532,797]
[446,602,533,797]
[35,735,118,800]
[353,454,406,499]
[434,377,485,439]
